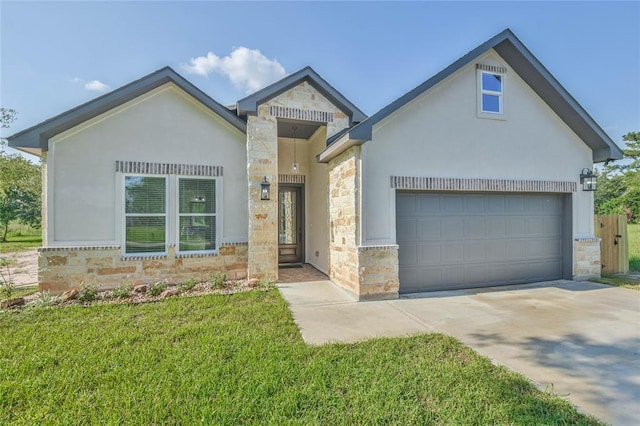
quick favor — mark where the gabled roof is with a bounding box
[319,29,623,163]
[8,67,247,156]
[236,66,367,125]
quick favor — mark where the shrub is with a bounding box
[209,272,227,289]
[77,282,99,302]
[112,282,133,299]
[0,257,15,300]
[178,278,200,293]
[258,276,276,289]
[32,291,57,307]
[148,281,167,296]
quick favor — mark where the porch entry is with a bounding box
[278,184,304,265]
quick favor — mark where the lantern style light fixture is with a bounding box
[580,168,597,191]
[291,125,299,173]
[260,176,271,200]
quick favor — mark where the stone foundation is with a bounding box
[573,238,601,279]
[38,243,247,294]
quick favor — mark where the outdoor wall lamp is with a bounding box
[580,168,597,191]
[260,176,271,200]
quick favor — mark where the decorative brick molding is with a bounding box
[39,245,120,252]
[116,161,223,177]
[476,63,507,74]
[279,174,306,184]
[358,244,399,251]
[269,105,334,123]
[390,176,576,193]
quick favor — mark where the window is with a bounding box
[124,176,167,254]
[123,175,218,256]
[178,178,216,252]
[480,71,504,114]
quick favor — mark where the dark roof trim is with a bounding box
[236,66,367,124]
[323,29,622,163]
[8,67,247,154]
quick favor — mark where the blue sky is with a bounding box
[1,1,638,161]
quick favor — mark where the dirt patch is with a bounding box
[2,250,38,287]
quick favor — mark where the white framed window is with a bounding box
[479,70,504,115]
[122,174,219,256]
[124,175,168,255]
[177,178,217,253]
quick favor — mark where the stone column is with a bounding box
[247,111,279,280]
[327,146,361,294]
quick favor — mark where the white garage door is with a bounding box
[396,192,564,293]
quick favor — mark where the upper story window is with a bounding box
[476,64,506,118]
[481,72,503,114]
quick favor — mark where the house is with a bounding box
[8,29,623,300]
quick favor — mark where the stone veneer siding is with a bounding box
[573,238,601,279]
[358,245,399,300]
[247,112,278,280]
[38,243,247,294]
[328,146,360,293]
[328,146,399,300]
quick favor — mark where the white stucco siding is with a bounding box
[306,128,329,273]
[48,83,248,245]
[362,50,593,244]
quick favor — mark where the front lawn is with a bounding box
[591,275,640,291]
[0,225,41,254]
[1,291,600,425]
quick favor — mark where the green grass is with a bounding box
[629,223,640,273]
[1,291,600,425]
[0,224,41,254]
[592,275,640,291]
[11,285,39,299]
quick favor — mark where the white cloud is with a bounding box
[84,80,111,93]
[183,47,286,94]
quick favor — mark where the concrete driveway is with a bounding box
[278,280,640,425]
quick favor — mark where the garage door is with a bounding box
[396,192,564,293]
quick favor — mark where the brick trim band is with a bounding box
[38,245,120,252]
[279,174,306,184]
[116,161,223,177]
[391,176,576,193]
[269,105,334,123]
[358,244,399,251]
[476,63,507,74]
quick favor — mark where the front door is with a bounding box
[278,185,304,264]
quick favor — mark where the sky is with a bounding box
[1,1,639,162]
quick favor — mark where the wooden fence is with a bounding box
[594,214,629,275]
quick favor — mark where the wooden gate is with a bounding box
[595,215,629,274]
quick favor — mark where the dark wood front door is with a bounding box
[278,185,304,264]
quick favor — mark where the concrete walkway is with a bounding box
[278,280,640,425]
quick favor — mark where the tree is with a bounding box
[0,109,42,241]
[595,131,640,222]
